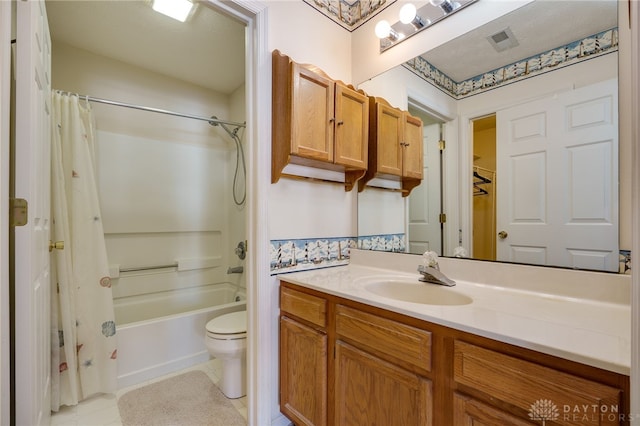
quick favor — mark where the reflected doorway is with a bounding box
[407,105,444,255]
[471,115,497,261]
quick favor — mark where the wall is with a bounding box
[51,43,246,322]
[265,1,353,422]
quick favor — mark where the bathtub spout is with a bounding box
[227,266,244,274]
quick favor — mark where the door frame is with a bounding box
[0,2,12,424]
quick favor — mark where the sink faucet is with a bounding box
[417,265,456,286]
[418,251,455,286]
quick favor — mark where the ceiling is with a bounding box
[45,0,618,95]
[45,0,246,95]
[422,0,618,82]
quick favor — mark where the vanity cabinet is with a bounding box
[279,281,630,426]
[359,97,423,197]
[272,50,369,191]
[334,305,433,425]
[279,287,328,426]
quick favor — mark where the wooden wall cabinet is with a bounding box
[279,281,630,426]
[272,50,369,191]
[359,97,424,197]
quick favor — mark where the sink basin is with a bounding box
[365,280,473,306]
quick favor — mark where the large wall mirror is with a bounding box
[358,0,626,273]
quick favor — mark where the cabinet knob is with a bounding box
[329,118,335,123]
[336,121,344,125]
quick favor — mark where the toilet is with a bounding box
[205,310,247,399]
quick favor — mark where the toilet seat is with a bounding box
[206,311,246,340]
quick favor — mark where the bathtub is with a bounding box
[115,282,246,389]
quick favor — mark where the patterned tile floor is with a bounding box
[50,359,247,426]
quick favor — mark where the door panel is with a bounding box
[334,84,368,168]
[496,79,618,271]
[15,1,52,424]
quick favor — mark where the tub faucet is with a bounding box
[227,266,244,274]
[417,264,456,287]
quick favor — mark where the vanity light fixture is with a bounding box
[399,4,429,30]
[151,0,195,22]
[376,0,477,53]
[429,0,460,14]
[375,20,402,42]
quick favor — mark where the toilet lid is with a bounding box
[206,311,246,335]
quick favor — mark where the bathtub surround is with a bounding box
[117,370,245,426]
[50,92,117,411]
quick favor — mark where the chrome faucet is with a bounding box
[227,266,244,274]
[417,264,456,287]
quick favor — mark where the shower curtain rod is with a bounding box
[58,91,246,129]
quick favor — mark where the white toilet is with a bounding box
[205,310,247,399]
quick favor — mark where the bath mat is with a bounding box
[117,370,246,426]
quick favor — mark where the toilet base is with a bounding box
[218,356,246,399]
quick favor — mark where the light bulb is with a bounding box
[375,20,392,39]
[399,4,417,24]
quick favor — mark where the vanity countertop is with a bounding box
[277,250,631,375]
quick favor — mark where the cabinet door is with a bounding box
[403,112,424,179]
[454,393,535,426]
[334,341,432,426]
[375,102,404,176]
[334,84,368,169]
[280,316,328,426]
[291,62,334,162]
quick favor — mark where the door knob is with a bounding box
[498,231,508,240]
[49,241,64,252]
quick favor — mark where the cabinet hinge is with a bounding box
[439,213,447,224]
[10,198,28,227]
[439,140,446,151]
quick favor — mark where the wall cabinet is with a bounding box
[279,281,630,426]
[359,97,423,197]
[272,50,369,191]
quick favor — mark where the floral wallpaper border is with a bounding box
[302,0,395,31]
[404,28,619,100]
[269,233,406,274]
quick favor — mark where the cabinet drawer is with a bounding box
[280,286,327,328]
[454,340,621,425]
[335,304,431,373]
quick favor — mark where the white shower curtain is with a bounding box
[50,92,117,411]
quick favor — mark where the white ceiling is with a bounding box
[45,0,246,95]
[422,0,618,82]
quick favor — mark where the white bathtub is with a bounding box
[115,283,246,388]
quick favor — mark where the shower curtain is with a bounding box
[50,92,117,411]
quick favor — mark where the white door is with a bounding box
[408,122,441,254]
[15,1,52,424]
[496,79,618,271]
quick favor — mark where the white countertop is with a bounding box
[277,250,631,375]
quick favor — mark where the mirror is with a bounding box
[358,0,625,273]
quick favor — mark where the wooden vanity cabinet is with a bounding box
[279,287,328,426]
[358,97,423,197]
[272,50,368,191]
[279,282,630,426]
[333,304,433,425]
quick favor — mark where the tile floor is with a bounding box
[50,359,247,426]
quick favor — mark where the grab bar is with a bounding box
[119,263,178,273]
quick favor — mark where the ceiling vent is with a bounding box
[487,27,519,52]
